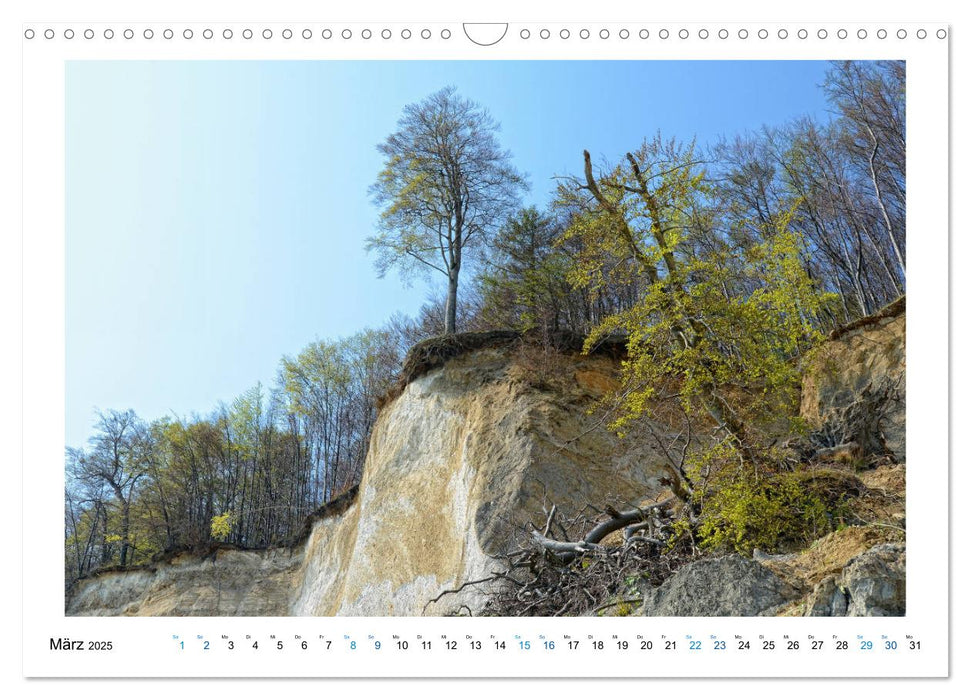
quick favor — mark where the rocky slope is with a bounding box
[64,548,300,616]
[628,299,907,617]
[800,297,905,461]
[632,484,906,617]
[68,301,906,617]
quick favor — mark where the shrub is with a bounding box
[697,470,859,554]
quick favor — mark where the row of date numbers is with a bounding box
[176,637,922,653]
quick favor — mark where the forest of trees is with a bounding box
[65,60,904,585]
[64,331,402,579]
[475,60,905,334]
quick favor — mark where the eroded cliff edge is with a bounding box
[67,340,673,616]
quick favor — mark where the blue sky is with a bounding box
[66,60,834,448]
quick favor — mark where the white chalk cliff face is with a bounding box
[67,347,672,616]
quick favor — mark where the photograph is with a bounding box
[62,58,907,618]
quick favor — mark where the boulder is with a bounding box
[806,543,905,616]
[639,555,799,616]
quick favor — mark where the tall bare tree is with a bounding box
[368,86,526,334]
[68,409,148,566]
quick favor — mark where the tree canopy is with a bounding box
[368,86,526,334]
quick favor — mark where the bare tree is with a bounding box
[70,410,148,566]
[368,86,527,334]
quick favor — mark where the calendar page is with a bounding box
[17,0,951,682]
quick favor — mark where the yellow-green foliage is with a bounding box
[599,216,827,432]
[555,137,848,561]
[557,138,833,436]
[210,511,235,540]
[697,471,852,554]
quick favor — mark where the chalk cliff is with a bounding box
[67,342,672,616]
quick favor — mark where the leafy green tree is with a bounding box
[558,136,831,490]
[368,86,527,334]
[479,207,567,332]
[280,329,399,502]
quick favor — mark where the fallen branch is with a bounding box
[622,521,653,540]
[423,576,496,614]
[446,494,700,617]
[624,536,664,548]
[531,532,602,554]
[530,497,676,562]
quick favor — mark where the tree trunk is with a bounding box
[445,267,459,334]
[119,503,131,567]
[100,512,111,565]
[865,126,905,279]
